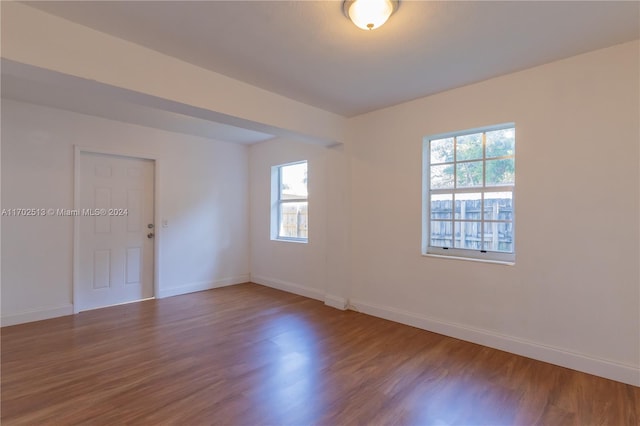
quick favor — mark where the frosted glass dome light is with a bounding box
[344,0,399,31]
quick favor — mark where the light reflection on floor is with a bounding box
[248,314,324,424]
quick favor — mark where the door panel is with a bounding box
[78,152,154,311]
[126,247,142,284]
[93,250,111,289]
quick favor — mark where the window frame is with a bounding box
[271,160,308,243]
[422,123,516,264]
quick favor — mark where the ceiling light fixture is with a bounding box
[343,0,399,31]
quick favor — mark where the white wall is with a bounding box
[1,99,250,324]
[347,40,640,385]
[249,138,328,300]
[248,138,351,310]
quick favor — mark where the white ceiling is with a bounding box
[21,1,640,117]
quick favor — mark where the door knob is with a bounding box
[147,233,155,239]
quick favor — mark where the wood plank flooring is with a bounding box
[2,283,638,425]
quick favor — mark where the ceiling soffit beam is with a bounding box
[0,2,345,146]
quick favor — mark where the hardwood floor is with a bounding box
[2,283,638,425]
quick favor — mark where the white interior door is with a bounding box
[77,152,155,311]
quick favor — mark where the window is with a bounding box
[423,124,515,263]
[272,161,308,242]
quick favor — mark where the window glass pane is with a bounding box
[430,138,454,164]
[484,192,513,221]
[483,222,513,253]
[424,126,515,259]
[456,161,483,188]
[486,158,515,186]
[486,128,515,158]
[279,202,308,239]
[455,221,482,250]
[456,133,483,161]
[280,162,307,199]
[430,220,452,248]
[430,194,453,219]
[455,193,481,220]
[430,165,454,189]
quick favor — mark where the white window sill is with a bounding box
[422,253,514,266]
[271,238,308,244]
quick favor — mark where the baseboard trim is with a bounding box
[349,298,640,387]
[251,275,324,301]
[324,294,348,310]
[1,304,74,327]
[158,275,250,298]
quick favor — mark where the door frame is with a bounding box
[73,146,161,314]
